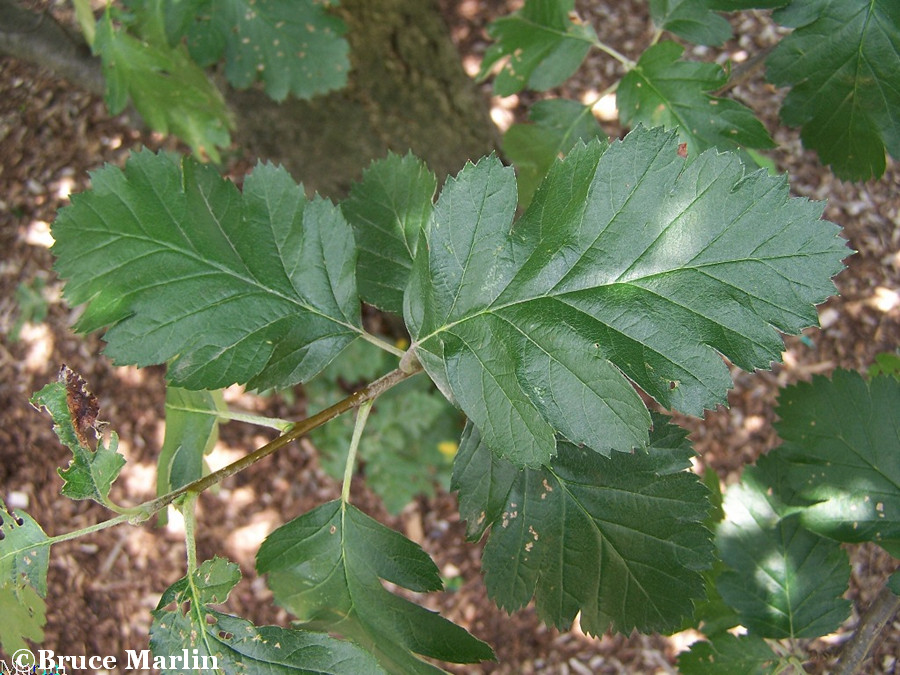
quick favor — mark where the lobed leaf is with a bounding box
[456,415,714,634]
[341,154,437,315]
[173,0,349,101]
[94,6,232,162]
[257,500,495,673]
[52,150,366,391]
[716,462,851,639]
[406,127,847,467]
[766,0,900,180]
[648,0,733,45]
[617,41,774,157]
[151,557,384,673]
[0,499,49,656]
[29,380,125,505]
[503,99,607,209]
[479,0,596,96]
[772,370,900,547]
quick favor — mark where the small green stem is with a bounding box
[341,400,373,503]
[593,39,636,70]
[360,332,406,358]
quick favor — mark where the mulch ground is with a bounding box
[1,2,898,673]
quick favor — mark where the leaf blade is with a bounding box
[766,0,900,180]
[257,500,495,673]
[52,151,365,391]
[773,370,900,546]
[618,41,774,156]
[464,415,714,634]
[407,127,847,466]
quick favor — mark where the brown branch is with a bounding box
[715,44,776,96]
[0,0,104,97]
[834,583,900,675]
[139,363,423,517]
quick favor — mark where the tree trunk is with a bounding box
[0,0,499,198]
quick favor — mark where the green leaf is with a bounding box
[94,7,232,162]
[766,0,900,180]
[406,127,846,467]
[158,387,223,501]
[257,500,495,673]
[868,351,900,379]
[503,99,607,210]
[151,557,384,674]
[460,415,713,634]
[451,421,521,541]
[716,463,851,638]
[29,380,126,505]
[677,633,778,675]
[648,0,733,45]
[890,569,900,595]
[177,0,349,101]
[479,0,596,96]
[0,500,49,656]
[52,150,366,391]
[772,370,900,547]
[341,154,437,315]
[618,42,774,157]
[0,584,45,657]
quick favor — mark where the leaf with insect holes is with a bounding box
[766,0,900,180]
[29,375,125,505]
[479,0,596,96]
[405,126,847,467]
[164,0,349,101]
[341,153,437,315]
[257,500,494,673]
[52,150,365,392]
[151,556,385,673]
[0,499,49,656]
[455,415,714,634]
[716,458,851,639]
[93,6,231,161]
[771,370,900,548]
[618,42,774,157]
[503,99,607,210]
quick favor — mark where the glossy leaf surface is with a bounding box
[716,463,851,638]
[773,370,900,547]
[257,500,494,673]
[406,127,846,466]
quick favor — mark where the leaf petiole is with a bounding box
[341,400,374,503]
